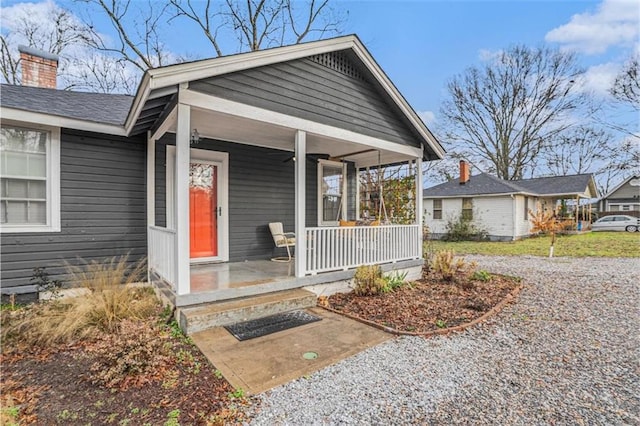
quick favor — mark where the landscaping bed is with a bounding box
[1,311,250,425]
[322,268,522,334]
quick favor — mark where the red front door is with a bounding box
[189,162,218,258]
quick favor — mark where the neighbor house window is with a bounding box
[0,125,60,232]
[318,160,346,226]
[433,199,443,219]
[524,196,529,219]
[462,198,473,220]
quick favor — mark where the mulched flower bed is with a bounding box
[323,269,522,334]
[1,321,250,425]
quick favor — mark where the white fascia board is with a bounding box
[0,107,127,136]
[124,72,152,134]
[349,40,446,160]
[180,89,422,158]
[148,37,356,90]
[540,192,590,198]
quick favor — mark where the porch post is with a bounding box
[416,158,424,258]
[294,130,307,277]
[175,98,191,295]
[146,131,155,227]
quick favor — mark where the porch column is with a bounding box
[175,100,191,295]
[146,132,155,227]
[415,157,424,258]
[294,130,307,278]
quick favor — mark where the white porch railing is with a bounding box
[305,224,421,274]
[148,226,177,287]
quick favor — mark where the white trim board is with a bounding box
[179,89,423,158]
[0,107,127,137]
[0,123,61,233]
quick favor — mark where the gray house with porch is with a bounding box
[1,36,444,305]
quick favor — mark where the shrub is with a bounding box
[89,319,173,389]
[1,256,158,350]
[443,214,488,242]
[431,250,468,281]
[31,266,63,299]
[471,270,492,282]
[385,270,408,291]
[353,265,388,296]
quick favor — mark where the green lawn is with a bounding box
[428,232,640,258]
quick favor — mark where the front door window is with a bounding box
[318,160,346,226]
[189,162,218,258]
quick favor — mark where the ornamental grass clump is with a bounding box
[431,250,472,282]
[353,265,388,296]
[1,256,157,350]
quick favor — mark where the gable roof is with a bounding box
[0,84,132,126]
[423,173,532,198]
[423,173,598,198]
[126,34,444,159]
[601,175,640,200]
[511,174,597,197]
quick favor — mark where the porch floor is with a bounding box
[171,258,423,307]
[190,260,293,293]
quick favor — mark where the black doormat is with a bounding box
[224,310,322,341]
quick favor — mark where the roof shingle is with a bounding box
[1,84,132,126]
[423,173,595,198]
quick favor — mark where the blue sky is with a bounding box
[3,0,637,125]
[138,0,636,128]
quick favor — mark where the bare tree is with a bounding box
[168,0,343,56]
[77,0,173,71]
[611,54,640,111]
[441,45,586,181]
[540,125,639,194]
[543,126,610,176]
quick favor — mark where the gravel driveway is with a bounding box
[249,256,640,425]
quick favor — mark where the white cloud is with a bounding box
[417,110,437,127]
[579,62,620,97]
[545,0,640,54]
[478,48,502,62]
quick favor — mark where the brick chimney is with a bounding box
[18,45,59,89]
[459,160,470,185]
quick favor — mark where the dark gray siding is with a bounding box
[1,130,147,299]
[154,136,357,261]
[190,54,421,148]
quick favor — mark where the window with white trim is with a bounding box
[0,125,60,232]
[462,198,473,220]
[433,199,442,220]
[318,160,346,226]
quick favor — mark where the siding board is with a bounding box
[190,54,421,148]
[1,130,147,295]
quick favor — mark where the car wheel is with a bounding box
[625,225,637,232]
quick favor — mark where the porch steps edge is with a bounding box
[178,288,317,335]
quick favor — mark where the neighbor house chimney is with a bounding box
[18,45,59,89]
[459,160,470,185]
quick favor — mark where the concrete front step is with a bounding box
[178,288,317,335]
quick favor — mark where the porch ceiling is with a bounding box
[162,107,417,168]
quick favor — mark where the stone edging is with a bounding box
[319,282,524,337]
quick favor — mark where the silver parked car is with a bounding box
[592,215,640,232]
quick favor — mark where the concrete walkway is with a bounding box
[191,307,390,394]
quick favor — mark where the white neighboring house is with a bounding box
[598,175,640,213]
[423,161,599,241]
